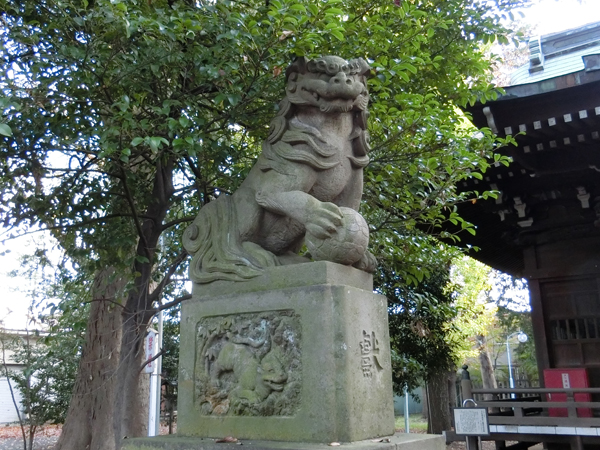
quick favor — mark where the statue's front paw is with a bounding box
[305,202,343,239]
[353,250,377,273]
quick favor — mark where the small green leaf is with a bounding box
[227,94,241,106]
[135,255,150,264]
[331,29,344,41]
[0,123,12,137]
[290,4,306,12]
[131,137,144,146]
[214,93,227,105]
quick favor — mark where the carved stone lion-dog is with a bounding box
[183,55,375,283]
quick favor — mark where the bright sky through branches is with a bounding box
[516,0,599,36]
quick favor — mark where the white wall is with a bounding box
[0,377,23,423]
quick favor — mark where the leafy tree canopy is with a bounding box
[1,0,521,281]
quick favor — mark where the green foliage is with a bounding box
[450,255,498,361]
[381,261,459,391]
[1,0,521,276]
[449,257,536,385]
[2,246,87,432]
[5,330,81,427]
[496,305,537,383]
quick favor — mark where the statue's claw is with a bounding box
[353,250,377,273]
[305,202,343,239]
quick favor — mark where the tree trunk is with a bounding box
[57,158,176,450]
[56,268,126,450]
[114,158,175,444]
[448,370,457,410]
[426,370,453,434]
[477,335,498,401]
[114,311,151,443]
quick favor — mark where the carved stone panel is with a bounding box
[194,310,301,417]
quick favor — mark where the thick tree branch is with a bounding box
[118,165,151,259]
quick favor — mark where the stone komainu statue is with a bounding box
[183,55,375,283]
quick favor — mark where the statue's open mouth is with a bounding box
[266,380,286,391]
[317,98,355,113]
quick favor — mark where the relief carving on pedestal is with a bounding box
[195,311,301,416]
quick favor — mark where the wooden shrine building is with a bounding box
[462,21,600,389]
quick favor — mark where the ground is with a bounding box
[0,424,60,450]
[0,419,544,450]
[395,415,544,450]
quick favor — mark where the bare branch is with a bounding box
[84,298,129,312]
[157,294,192,312]
[161,216,195,231]
[138,348,166,374]
[148,251,189,303]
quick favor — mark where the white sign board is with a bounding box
[144,329,157,374]
[454,408,489,436]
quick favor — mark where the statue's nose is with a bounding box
[331,72,353,85]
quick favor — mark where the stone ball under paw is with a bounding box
[306,207,369,265]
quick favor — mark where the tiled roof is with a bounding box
[509,21,600,86]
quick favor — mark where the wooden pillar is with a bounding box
[523,245,551,386]
[571,436,584,450]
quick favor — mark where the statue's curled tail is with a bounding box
[183,198,279,283]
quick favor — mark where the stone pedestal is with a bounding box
[177,262,395,443]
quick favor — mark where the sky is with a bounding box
[515,0,599,36]
[1,0,599,329]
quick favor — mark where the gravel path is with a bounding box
[0,427,545,450]
[0,436,58,450]
[0,425,60,450]
[0,437,544,450]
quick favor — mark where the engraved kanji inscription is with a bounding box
[360,330,384,378]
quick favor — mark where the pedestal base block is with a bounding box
[122,433,445,450]
[178,262,395,443]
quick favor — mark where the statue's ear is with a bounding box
[286,56,309,79]
[352,58,372,78]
